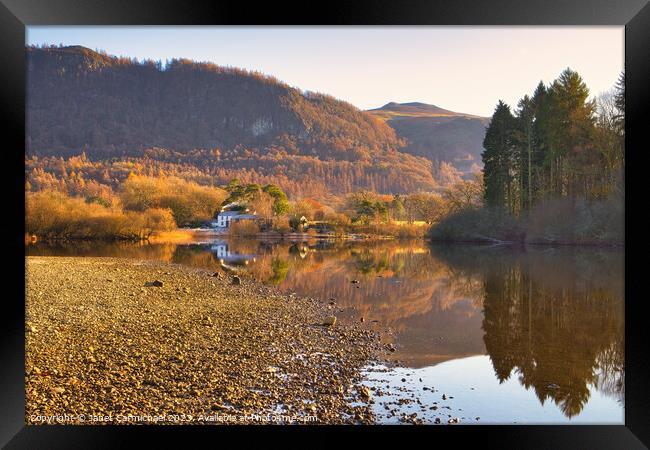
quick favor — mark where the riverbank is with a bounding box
[25,256,384,424]
[186,227,419,242]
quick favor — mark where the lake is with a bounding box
[26,238,624,424]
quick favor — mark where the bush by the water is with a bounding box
[228,220,261,237]
[427,207,524,243]
[428,193,623,246]
[26,191,176,240]
[525,194,623,245]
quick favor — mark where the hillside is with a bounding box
[26,45,437,196]
[368,102,490,177]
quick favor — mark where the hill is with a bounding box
[26,45,438,197]
[367,102,490,177]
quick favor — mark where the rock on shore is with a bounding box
[25,257,381,424]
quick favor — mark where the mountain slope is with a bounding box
[368,102,490,177]
[27,46,437,195]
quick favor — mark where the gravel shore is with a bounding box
[25,256,382,424]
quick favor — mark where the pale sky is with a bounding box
[27,26,624,117]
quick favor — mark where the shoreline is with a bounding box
[27,230,624,249]
[25,256,386,425]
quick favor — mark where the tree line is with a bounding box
[482,68,624,214]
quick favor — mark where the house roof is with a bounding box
[218,211,243,217]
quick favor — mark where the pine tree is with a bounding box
[531,81,550,199]
[514,95,535,211]
[482,101,516,210]
[613,71,625,164]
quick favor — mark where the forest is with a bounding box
[26,45,440,195]
[429,69,624,245]
[25,153,482,240]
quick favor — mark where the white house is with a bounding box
[213,211,243,228]
[211,207,260,229]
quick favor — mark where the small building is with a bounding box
[213,211,242,228]
[211,207,261,229]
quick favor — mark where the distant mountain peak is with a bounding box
[369,101,486,120]
[370,101,458,117]
[388,101,437,108]
[366,101,490,178]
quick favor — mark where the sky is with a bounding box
[27,26,624,117]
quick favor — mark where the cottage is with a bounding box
[213,210,242,228]
[212,207,261,229]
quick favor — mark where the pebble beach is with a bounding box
[25,257,383,424]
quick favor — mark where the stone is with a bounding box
[322,316,337,327]
[359,386,372,399]
[231,276,241,285]
[145,280,164,287]
[351,280,359,284]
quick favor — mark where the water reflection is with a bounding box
[432,245,624,419]
[26,239,624,420]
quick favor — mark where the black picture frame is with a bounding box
[1,0,648,447]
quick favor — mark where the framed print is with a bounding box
[1,0,648,447]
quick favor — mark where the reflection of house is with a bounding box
[210,242,257,265]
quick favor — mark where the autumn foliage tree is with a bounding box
[120,174,228,226]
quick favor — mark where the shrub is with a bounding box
[524,195,623,245]
[271,216,292,234]
[26,190,177,240]
[428,191,623,246]
[427,207,524,243]
[228,220,260,236]
[120,175,227,226]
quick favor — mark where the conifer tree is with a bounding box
[482,101,516,210]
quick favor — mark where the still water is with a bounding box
[27,238,624,424]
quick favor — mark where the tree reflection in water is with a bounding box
[431,244,624,418]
